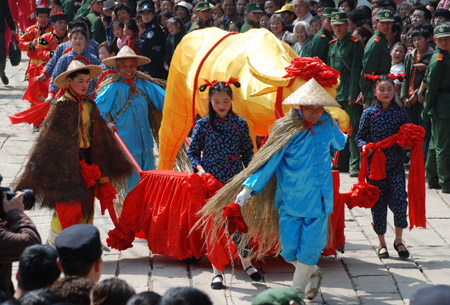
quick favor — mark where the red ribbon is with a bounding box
[224,77,238,87]
[202,78,217,88]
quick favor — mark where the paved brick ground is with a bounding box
[2,55,450,305]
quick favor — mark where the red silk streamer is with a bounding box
[192,32,238,128]
[95,181,119,227]
[8,102,50,125]
[358,123,426,229]
[222,203,249,234]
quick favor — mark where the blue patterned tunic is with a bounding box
[188,112,254,184]
[356,101,408,234]
[48,50,102,96]
[43,39,99,79]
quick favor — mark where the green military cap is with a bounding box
[195,1,211,11]
[246,2,264,13]
[322,7,338,18]
[330,11,348,25]
[376,9,394,22]
[434,24,450,38]
[252,288,305,305]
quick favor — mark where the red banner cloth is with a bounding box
[358,123,426,230]
[107,170,218,261]
[8,101,50,125]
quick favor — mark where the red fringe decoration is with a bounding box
[80,160,102,188]
[106,227,135,250]
[284,57,340,87]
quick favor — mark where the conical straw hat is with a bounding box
[54,59,103,88]
[103,46,151,67]
[282,78,341,107]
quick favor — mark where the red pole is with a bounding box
[113,131,143,175]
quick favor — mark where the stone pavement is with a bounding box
[2,56,450,305]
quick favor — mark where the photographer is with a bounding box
[0,191,41,294]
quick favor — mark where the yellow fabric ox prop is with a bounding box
[158,28,348,170]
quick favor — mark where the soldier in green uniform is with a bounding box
[240,2,263,33]
[422,24,450,193]
[188,2,211,33]
[61,0,75,21]
[86,0,106,43]
[358,10,393,106]
[328,11,364,176]
[302,7,336,64]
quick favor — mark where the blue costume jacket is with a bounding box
[43,39,99,78]
[48,50,101,95]
[243,109,345,218]
[95,74,165,157]
[188,112,254,184]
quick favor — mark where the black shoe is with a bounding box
[1,73,8,85]
[210,275,224,290]
[428,183,442,190]
[377,246,389,259]
[442,186,450,194]
[245,266,262,281]
[32,126,39,133]
[393,242,409,259]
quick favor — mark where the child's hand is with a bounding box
[414,63,427,72]
[406,95,417,107]
[196,165,206,176]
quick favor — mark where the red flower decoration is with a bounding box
[346,182,380,209]
[222,203,248,234]
[396,123,425,148]
[80,160,101,188]
[107,227,135,250]
[285,57,339,87]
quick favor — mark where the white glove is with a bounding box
[235,187,252,207]
[344,134,348,143]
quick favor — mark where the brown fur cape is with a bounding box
[14,94,133,215]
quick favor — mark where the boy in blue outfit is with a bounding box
[233,79,346,300]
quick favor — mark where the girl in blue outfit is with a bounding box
[187,79,260,290]
[356,74,410,260]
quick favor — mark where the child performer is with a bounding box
[14,60,132,243]
[201,78,345,300]
[187,79,261,290]
[356,74,410,259]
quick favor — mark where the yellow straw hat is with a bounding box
[282,78,341,107]
[54,59,103,89]
[102,46,151,67]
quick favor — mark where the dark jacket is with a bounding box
[136,20,165,78]
[0,209,41,294]
[0,0,15,33]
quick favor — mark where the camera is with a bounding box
[0,187,35,220]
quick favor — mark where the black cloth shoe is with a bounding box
[210,275,224,290]
[377,246,389,259]
[442,186,450,194]
[245,266,262,281]
[1,73,8,85]
[393,242,410,259]
[349,171,359,178]
[428,183,442,190]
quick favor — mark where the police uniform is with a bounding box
[86,2,106,43]
[359,10,393,105]
[328,12,364,174]
[240,2,263,33]
[302,7,336,64]
[135,2,165,78]
[422,24,450,193]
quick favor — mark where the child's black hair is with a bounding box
[375,74,395,87]
[391,41,407,54]
[98,41,119,56]
[199,81,241,133]
[113,21,125,29]
[68,68,90,80]
[125,18,139,36]
[411,26,431,39]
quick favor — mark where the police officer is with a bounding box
[136,1,165,78]
[86,0,106,43]
[422,24,450,193]
[241,2,264,33]
[188,2,211,33]
[303,7,336,64]
[359,9,393,106]
[328,11,364,176]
